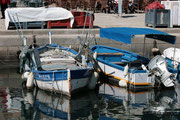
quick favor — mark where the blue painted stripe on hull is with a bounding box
[33,70,68,81]
[33,69,92,81]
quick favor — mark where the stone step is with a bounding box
[0,31,180,60]
[0,34,100,47]
[0,33,180,47]
[1,28,180,36]
[0,29,100,36]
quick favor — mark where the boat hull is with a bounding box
[21,44,98,96]
[97,61,153,89]
[33,69,93,96]
[91,45,153,89]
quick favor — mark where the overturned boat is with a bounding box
[91,27,177,89]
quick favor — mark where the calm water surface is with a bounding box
[0,64,180,120]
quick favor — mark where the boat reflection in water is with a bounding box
[21,87,98,120]
[21,83,180,119]
[98,83,180,120]
[143,88,180,119]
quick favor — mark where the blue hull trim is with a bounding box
[33,68,92,82]
[33,70,68,81]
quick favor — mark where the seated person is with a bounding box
[128,1,135,13]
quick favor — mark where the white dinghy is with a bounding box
[163,47,180,82]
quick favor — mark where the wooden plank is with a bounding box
[97,52,124,56]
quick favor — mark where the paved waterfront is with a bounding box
[1,12,146,30]
[0,18,5,30]
[94,13,146,28]
[1,11,180,31]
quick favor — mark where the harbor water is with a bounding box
[0,63,180,120]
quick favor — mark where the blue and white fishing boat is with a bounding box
[20,42,98,97]
[91,27,177,89]
[14,11,98,96]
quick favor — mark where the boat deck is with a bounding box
[41,60,81,71]
[98,53,148,71]
[39,49,84,71]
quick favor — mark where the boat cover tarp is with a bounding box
[5,7,74,30]
[100,27,176,44]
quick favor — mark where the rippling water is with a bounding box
[0,64,180,120]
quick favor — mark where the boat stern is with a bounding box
[128,72,153,90]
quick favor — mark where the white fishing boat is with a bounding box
[18,28,99,97]
[11,8,98,97]
[19,43,98,97]
[91,27,177,89]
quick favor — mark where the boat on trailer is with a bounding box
[91,27,177,89]
[20,43,98,97]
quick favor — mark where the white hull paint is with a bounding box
[71,77,90,91]
[35,77,91,96]
[26,72,34,89]
[98,61,153,87]
[163,47,180,64]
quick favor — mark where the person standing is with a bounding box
[0,0,10,19]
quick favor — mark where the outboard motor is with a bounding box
[148,55,176,87]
